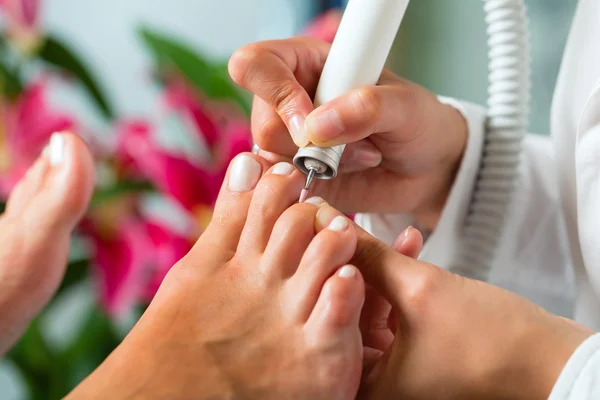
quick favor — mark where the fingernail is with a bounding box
[354,141,382,167]
[393,226,412,249]
[46,133,66,166]
[338,265,356,279]
[306,108,344,143]
[304,196,325,206]
[228,155,262,192]
[272,162,294,176]
[327,216,349,232]
[289,115,309,147]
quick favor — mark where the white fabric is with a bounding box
[356,0,600,397]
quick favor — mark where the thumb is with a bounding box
[0,132,94,354]
[351,223,429,310]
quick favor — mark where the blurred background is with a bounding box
[0,0,578,398]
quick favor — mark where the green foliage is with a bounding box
[38,36,115,119]
[138,26,251,115]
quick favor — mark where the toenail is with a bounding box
[327,216,349,232]
[304,196,325,206]
[228,155,262,192]
[43,132,66,166]
[338,265,356,278]
[272,162,295,176]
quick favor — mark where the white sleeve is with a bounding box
[549,334,600,400]
[355,97,575,316]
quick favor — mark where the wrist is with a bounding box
[497,315,593,400]
[413,102,468,231]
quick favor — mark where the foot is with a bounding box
[0,132,94,354]
[70,154,365,400]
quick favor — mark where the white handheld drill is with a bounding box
[293,0,410,196]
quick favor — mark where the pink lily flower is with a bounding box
[302,9,343,43]
[0,0,42,53]
[116,120,222,212]
[0,82,75,196]
[86,213,192,316]
[141,220,192,301]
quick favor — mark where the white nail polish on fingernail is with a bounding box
[272,162,294,176]
[49,133,65,166]
[327,216,348,232]
[228,155,262,192]
[338,265,356,279]
[289,115,309,147]
[304,196,325,206]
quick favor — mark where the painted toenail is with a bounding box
[43,132,66,166]
[228,155,262,192]
[327,216,349,232]
[304,197,325,206]
[272,162,294,176]
[338,265,356,278]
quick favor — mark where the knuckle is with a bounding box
[268,82,298,117]
[403,265,441,312]
[253,117,284,150]
[355,87,383,125]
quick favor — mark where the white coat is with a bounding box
[356,0,600,397]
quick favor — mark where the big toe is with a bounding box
[0,132,95,354]
[190,153,270,264]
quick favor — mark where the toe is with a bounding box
[305,265,365,342]
[0,132,95,354]
[287,202,357,322]
[238,161,305,254]
[261,201,320,280]
[192,153,269,263]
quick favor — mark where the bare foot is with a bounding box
[0,133,94,354]
[69,154,365,400]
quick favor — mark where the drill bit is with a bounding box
[299,168,316,203]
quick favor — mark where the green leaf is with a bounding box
[53,258,90,301]
[38,35,114,119]
[0,59,24,100]
[91,180,155,207]
[138,26,251,115]
[7,319,70,400]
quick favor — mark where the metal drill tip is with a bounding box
[305,168,317,190]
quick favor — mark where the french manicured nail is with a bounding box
[327,216,349,232]
[272,162,294,176]
[289,115,309,147]
[228,155,262,192]
[304,196,325,206]
[338,265,357,279]
[46,133,66,166]
[306,108,344,143]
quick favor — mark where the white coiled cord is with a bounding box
[450,0,531,281]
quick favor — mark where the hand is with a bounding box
[228,38,468,229]
[352,227,593,400]
[0,132,94,354]
[361,226,423,372]
[69,156,366,400]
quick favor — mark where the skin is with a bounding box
[0,133,94,355]
[228,37,468,230]
[350,226,594,400]
[0,140,591,399]
[68,155,367,400]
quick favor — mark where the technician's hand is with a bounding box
[228,38,468,230]
[351,225,593,400]
[0,132,94,355]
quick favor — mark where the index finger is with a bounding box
[228,38,331,147]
